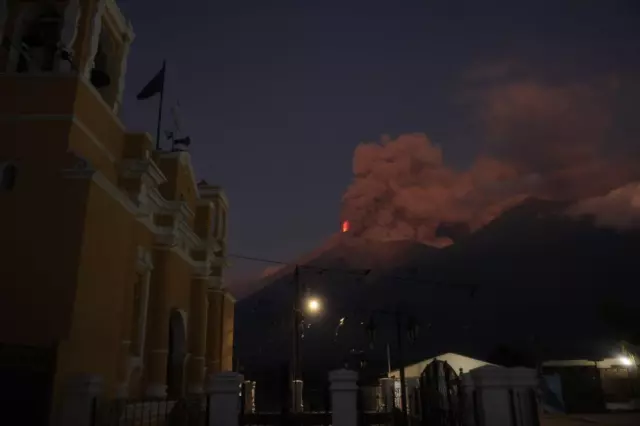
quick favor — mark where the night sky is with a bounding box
[117,0,640,287]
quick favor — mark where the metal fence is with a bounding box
[92,395,209,426]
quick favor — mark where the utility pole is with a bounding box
[291,266,302,412]
[395,310,409,426]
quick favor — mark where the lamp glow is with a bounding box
[619,356,633,367]
[306,297,321,314]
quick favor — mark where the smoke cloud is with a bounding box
[568,183,640,231]
[341,65,640,244]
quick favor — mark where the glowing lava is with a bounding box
[342,220,350,233]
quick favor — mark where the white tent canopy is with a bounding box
[388,352,494,379]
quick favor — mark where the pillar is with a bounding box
[330,369,358,426]
[205,288,224,376]
[144,253,168,398]
[379,377,394,412]
[510,368,540,426]
[243,381,256,414]
[470,366,539,426]
[206,372,243,426]
[292,379,303,413]
[461,372,477,426]
[57,374,102,426]
[187,277,209,394]
[83,0,106,78]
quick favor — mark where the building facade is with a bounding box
[0,0,234,423]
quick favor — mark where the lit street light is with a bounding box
[305,297,322,314]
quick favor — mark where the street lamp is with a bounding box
[305,297,322,314]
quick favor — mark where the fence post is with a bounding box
[460,372,477,426]
[509,368,540,426]
[379,377,394,412]
[243,380,256,414]
[470,366,539,426]
[57,373,103,426]
[330,369,358,426]
[206,371,244,426]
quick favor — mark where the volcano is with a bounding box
[235,197,640,378]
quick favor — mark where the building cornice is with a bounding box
[61,154,220,275]
[119,158,167,186]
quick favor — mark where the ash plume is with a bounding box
[341,66,640,245]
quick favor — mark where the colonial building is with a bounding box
[0,0,234,424]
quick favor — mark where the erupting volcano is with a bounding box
[341,220,350,233]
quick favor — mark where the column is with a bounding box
[206,372,243,426]
[187,277,209,394]
[292,379,303,413]
[330,369,358,426]
[469,366,519,426]
[510,368,540,426]
[243,381,256,414]
[379,377,394,412]
[144,255,168,398]
[58,0,80,72]
[460,372,477,426]
[205,288,223,376]
[82,0,106,78]
[57,374,102,426]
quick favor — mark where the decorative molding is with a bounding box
[59,154,222,275]
[61,153,95,179]
[113,36,131,115]
[105,0,132,39]
[84,0,107,78]
[119,159,167,187]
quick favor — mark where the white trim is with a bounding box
[119,159,167,186]
[84,0,106,78]
[60,154,219,274]
[59,0,81,56]
[104,0,133,39]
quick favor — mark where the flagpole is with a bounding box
[155,60,167,151]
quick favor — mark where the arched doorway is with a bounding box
[167,309,186,398]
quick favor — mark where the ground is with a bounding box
[542,414,640,426]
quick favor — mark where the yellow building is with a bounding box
[0,0,235,423]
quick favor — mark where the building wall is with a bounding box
[0,1,235,420]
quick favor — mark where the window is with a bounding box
[0,162,16,190]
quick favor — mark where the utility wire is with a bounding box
[227,252,480,293]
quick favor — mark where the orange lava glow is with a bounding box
[342,220,350,233]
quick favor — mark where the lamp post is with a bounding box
[291,266,323,412]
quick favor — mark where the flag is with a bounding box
[136,62,165,100]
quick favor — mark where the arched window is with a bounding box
[0,162,16,190]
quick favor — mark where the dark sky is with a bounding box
[117,0,640,283]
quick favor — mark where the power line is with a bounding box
[227,252,479,294]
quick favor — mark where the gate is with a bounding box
[419,360,462,426]
[94,395,208,426]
